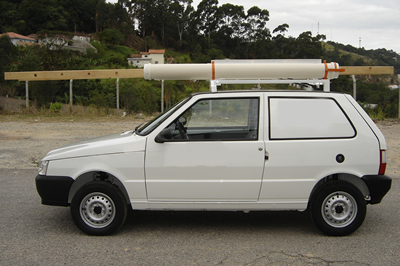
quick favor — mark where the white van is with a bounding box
[36,90,391,236]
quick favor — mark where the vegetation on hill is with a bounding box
[0,0,399,118]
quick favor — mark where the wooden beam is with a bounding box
[340,66,394,75]
[4,69,144,81]
[4,65,394,81]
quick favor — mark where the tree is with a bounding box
[218,4,245,39]
[0,35,17,82]
[0,1,20,33]
[96,0,109,32]
[294,31,326,59]
[18,0,69,34]
[273,23,289,36]
[98,28,124,46]
[245,6,270,42]
[170,0,194,50]
[133,0,156,38]
[57,0,99,33]
[12,45,43,72]
[239,6,270,58]
[272,23,290,57]
[195,0,220,47]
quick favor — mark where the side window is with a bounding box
[269,98,355,140]
[162,98,259,141]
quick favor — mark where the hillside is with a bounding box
[1,30,399,118]
[324,41,400,75]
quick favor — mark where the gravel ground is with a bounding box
[0,115,399,173]
[0,115,145,169]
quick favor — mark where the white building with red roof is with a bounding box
[1,32,37,46]
[128,49,165,68]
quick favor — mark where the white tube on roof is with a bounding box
[144,64,211,80]
[144,62,340,81]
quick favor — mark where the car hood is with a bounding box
[43,130,146,161]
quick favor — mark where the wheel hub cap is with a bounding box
[80,192,116,228]
[322,191,358,228]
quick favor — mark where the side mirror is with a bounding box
[178,116,187,126]
[155,127,173,143]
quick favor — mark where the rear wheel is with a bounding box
[71,181,127,235]
[310,181,366,236]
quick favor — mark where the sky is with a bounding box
[108,0,400,53]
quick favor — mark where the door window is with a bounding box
[162,98,259,141]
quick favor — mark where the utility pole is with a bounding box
[25,81,29,109]
[116,78,119,115]
[398,75,400,119]
[161,80,164,113]
[69,79,73,113]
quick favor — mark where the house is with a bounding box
[147,49,165,64]
[1,32,37,46]
[30,33,96,53]
[33,34,70,50]
[68,34,97,54]
[128,49,165,68]
[128,53,152,68]
[72,33,91,43]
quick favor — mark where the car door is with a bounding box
[145,96,265,202]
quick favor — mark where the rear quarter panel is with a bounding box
[259,93,381,207]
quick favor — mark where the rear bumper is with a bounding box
[361,175,392,204]
[35,175,74,206]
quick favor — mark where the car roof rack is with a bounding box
[144,59,343,92]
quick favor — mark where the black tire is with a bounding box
[310,181,366,236]
[71,181,128,236]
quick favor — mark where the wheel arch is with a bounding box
[68,171,130,205]
[309,173,370,206]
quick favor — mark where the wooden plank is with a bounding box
[4,69,144,81]
[340,66,394,75]
[4,65,394,81]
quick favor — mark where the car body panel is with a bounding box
[37,91,389,212]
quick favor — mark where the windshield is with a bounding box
[136,96,192,136]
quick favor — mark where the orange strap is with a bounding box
[323,61,345,79]
[212,61,215,80]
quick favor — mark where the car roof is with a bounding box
[190,90,344,97]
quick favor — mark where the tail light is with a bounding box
[379,150,387,175]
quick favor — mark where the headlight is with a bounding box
[38,160,49,176]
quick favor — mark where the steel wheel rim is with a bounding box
[321,191,357,228]
[80,192,116,228]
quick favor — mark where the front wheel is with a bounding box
[310,181,366,236]
[71,181,128,235]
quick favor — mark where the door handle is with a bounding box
[265,151,269,160]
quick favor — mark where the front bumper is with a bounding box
[35,175,74,206]
[361,175,392,204]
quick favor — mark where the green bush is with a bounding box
[368,106,386,120]
[50,102,62,111]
